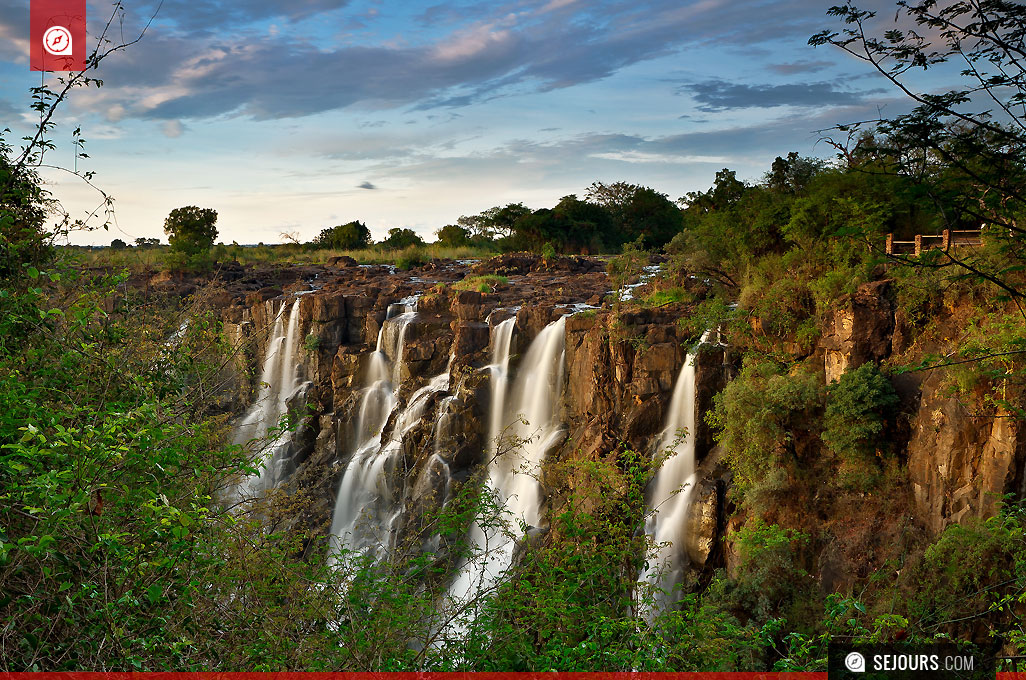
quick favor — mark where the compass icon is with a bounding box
[43,26,73,56]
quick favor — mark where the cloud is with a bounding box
[358,181,378,189]
[130,0,355,34]
[63,0,866,123]
[161,119,185,137]
[686,79,880,112]
[766,59,835,75]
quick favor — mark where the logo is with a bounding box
[43,25,72,55]
[845,651,867,673]
[31,0,86,71]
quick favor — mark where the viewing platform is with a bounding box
[885,228,983,256]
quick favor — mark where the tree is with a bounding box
[764,152,825,195]
[436,224,471,247]
[620,187,682,248]
[513,195,616,254]
[110,238,127,249]
[585,181,643,226]
[379,227,425,249]
[313,221,371,250]
[586,181,682,247]
[135,237,161,247]
[457,203,532,241]
[811,1,1026,302]
[164,206,218,255]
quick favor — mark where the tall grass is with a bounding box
[60,243,497,271]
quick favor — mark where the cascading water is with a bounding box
[231,297,308,500]
[328,302,450,567]
[638,330,712,617]
[440,316,566,637]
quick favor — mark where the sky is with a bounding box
[0,0,937,245]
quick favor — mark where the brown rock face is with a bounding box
[819,280,895,382]
[907,372,1024,534]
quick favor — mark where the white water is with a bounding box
[440,316,566,637]
[231,298,309,500]
[638,330,712,617]
[328,303,451,566]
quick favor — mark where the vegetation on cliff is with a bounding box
[4,0,1026,672]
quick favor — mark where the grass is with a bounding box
[639,286,694,307]
[60,243,497,271]
[451,274,510,294]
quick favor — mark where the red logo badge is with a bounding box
[31,0,87,71]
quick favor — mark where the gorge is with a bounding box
[209,250,1026,640]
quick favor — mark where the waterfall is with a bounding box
[231,298,308,500]
[440,316,566,638]
[638,330,712,617]
[328,302,449,567]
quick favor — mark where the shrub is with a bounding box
[395,247,428,270]
[821,363,899,489]
[898,502,1026,640]
[709,360,822,499]
[452,275,509,293]
[722,520,815,624]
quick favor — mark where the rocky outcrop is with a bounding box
[819,279,895,382]
[907,373,1025,534]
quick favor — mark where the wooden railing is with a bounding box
[885,229,983,255]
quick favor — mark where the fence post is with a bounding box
[914,234,922,256]
[942,229,950,250]
[886,233,894,255]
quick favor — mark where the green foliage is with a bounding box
[822,363,899,488]
[585,181,682,247]
[896,501,1026,644]
[720,520,815,625]
[380,227,426,250]
[0,154,54,284]
[641,286,693,307]
[457,203,531,244]
[313,221,371,250]
[514,195,616,254]
[435,224,472,247]
[164,206,218,256]
[394,246,429,270]
[709,359,822,499]
[452,275,508,293]
[456,455,650,670]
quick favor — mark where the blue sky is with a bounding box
[0,0,929,245]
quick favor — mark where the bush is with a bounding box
[821,363,899,488]
[0,156,53,284]
[898,503,1026,641]
[395,246,428,270]
[709,360,822,500]
[720,520,815,625]
[452,275,509,293]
